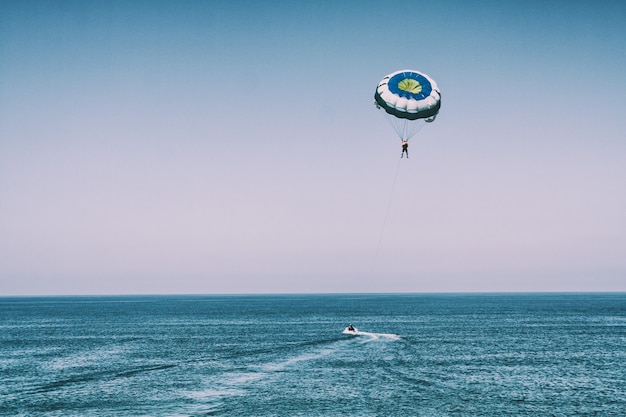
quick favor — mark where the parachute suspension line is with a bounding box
[380,110,400,139]
[378,110,429,142]
[369,157,403,278]
[404,119,427,141]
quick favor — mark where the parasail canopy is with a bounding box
[375,69,441,121]
[374,69,441,142]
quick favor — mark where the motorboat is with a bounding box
[342,324,359,335]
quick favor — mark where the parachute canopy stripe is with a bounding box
[375,69,441,121]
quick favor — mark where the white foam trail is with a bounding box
[262,346,337,372]
[355,331,401,341]
[191,344,339,399]
[46,346,126,371]
[186,387,244,400]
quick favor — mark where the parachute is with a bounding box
[374,69,441,142]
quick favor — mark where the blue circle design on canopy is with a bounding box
[387,72,433,101]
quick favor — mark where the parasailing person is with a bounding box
[374,69,441,157]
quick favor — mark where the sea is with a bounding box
[1,293,625,417]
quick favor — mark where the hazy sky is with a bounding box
[1,1,625,295]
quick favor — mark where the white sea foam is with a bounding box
[188,342,341,405]
[262,346,337,372]
[46,346,126,371]
[185,386,245,400]
[356,331,401,341]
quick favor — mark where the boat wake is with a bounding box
[356,331,401,341]
[342,325,400,341]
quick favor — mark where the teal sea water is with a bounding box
[1,293,625,416]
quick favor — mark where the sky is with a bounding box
[1,0,625,295]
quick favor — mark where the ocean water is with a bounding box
[1,293,625,416]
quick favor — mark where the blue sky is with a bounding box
[1,1,625,295]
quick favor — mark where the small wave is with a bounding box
[28,363,177,394]
[30,373,101,394]
[115,364,176,378]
